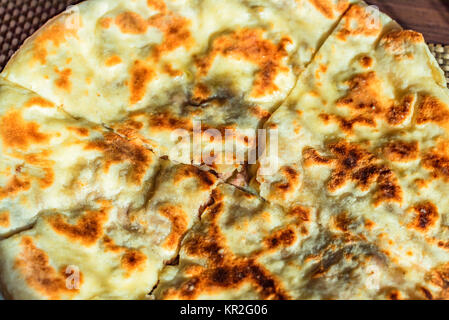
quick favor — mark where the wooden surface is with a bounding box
[365,0,449,44]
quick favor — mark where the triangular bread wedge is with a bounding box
[155,183,426,300]
[254,2,449,299]
[0,160,217,299]
[0,78,163,237]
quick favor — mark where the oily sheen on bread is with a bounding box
[0,77,162,238]
[1,0,449,300]
[155,184,408,299]
[253,3,449,299]
[1,0,353,175]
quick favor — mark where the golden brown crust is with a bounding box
[0,176,31,201]
[423,142,449,181]
[409,201,439,233]
[382,30,424,54]
[129,61,155,105]
[2,0,449,301]
[327,72,414,133]
[336,4,381,41]
[14,237,78,300]
[195,28,291,97]
[0,211,10,228]
[159,205,188,250]
[163,198,290,300]
[47,208,110,246]
[309,0,336,19]
[54,68,72,92]
[416,95,449,125]
[115,12,149,35]
[270,166,300,198]
[32,21,78,65]
[121,250,147,276]
[427,263,449,299]
[24,97,54,108]
[85,132,153,184]
[173,166,216,190]
[0,110,50,150]
[383,141,419,162]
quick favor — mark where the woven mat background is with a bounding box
[0,0,448,86]
[429,44,449,85]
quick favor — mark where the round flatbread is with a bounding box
[253,3,449,299]
[1,0,449,300]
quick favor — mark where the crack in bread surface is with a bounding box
[1,0,449,300]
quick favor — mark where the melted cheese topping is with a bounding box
[1,0,353,176]
[0,78,166,238]
[1,0,449,301]
[255,2,449,299]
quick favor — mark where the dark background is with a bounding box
[366,0,449,44]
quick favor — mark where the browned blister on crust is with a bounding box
[1,0,355,177]
[0,159,218,299]
[255,2,449,300]
[2,0,449,301]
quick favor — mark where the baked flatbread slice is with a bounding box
[3,0,449,301]
[155,184,427,300]
[111,0,354,176]
[1,0,353,176]
[256,2,449,204]
[253,2,449,299]
[0,78,161,237]
[2,0,200,124]
[0,203,157,300]
[0,161,217,300]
